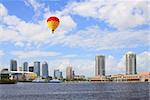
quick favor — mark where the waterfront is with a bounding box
[0,82,149,100]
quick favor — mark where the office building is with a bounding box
[95,55,105,76]
[54,69,63,79]
[34,61,40,76]
[23,62,28,71]
[66,66,73,80]
[10,59,17,71]
[42,62,49,78]
[29,66,34,72]
[126,52,137,75]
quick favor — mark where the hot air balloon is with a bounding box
[47,16,60,33]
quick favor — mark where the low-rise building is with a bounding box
[88,75,110,82]
[1,71,37,81]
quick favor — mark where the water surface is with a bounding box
[0,82,149,100]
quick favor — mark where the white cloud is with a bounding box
[11,50,60,58]
[24,0,45,19]
[0,3,77,48]
[62,54,79,58]
[137,51,150,72]
[0,3,8,16]
[0,2,148,50]
[68,0,149,30]
[58,26,149,50]
[106,55,121,74]
[0,50,4,57]
[14,42,25,47]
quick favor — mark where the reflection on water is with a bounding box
[0,82,149,100]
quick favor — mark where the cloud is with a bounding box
[67,0,149,30]
[0,2,148,50]
[0,3,8,16]
[62,54,79,58]
[0,3,77,48]
[106,55,121,74]
[137,51,150,72]
[11,50,60,58]
[0,50,5,57]
[24,0,45,19]
[14,42,25,47]
[58,26,149,50]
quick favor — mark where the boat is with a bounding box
[32,78,48,83]
[32,77,63,83]
[49,79,62,83]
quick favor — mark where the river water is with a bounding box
[0,82,149,100]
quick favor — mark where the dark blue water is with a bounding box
[0,82,149,100]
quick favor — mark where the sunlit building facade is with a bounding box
[66,66,73,80]
[95,55,105,76]
[126,52,137,75]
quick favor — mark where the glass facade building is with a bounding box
[54,69,63,79]
[34,61,40,76]
[10,59,17,71]
[23,62,28,71]
[42,62,49,78]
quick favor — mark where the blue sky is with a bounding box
[0,0,149,77]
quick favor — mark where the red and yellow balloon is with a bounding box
[47,16,60,33]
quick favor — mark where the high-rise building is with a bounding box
[126,52,137,75]
[95,55,105,76]
[54,69,63,79]
[10,59,17,71]
[42,62,49,78]
[23,62,28,71]
[34,61,40,76]
[72,70,75,78]
[29,66,34,72]
[66,66,73,80]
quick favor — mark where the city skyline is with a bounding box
[0,0,149,77]
[5,52,148,77]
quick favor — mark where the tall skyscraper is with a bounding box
[23,62,28,71]
[95,55,105,76]
[10,59,17,71]
[66,66,73,80]
[54,69,63,79]
[42,62,49,78]
[34,61,40,76]
[126,52,137,75]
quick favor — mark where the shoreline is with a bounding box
[15,81,150,84]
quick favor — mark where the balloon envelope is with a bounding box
[47,16,59,33]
